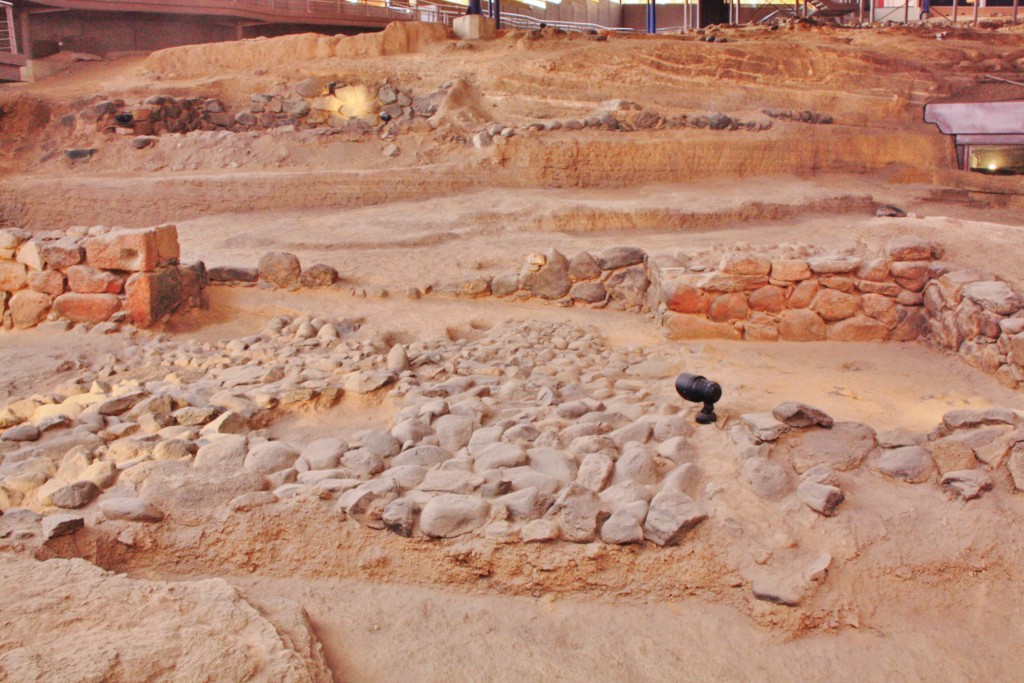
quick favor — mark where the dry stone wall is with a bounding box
[65,77,791,159]
[0,225,205,331]
[419,233,1024,390]
[648,234,936,344]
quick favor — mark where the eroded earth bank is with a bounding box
[3,19,1024,682]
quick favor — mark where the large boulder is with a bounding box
[520,249,570,300]
[642,491,708,546]
[773,422,876,473]
[419,494,489,538]
[875,446,934,483]
[244,441,299,474]
[547,483,604,543]
[258,252,302,288]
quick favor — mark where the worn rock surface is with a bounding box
[0,554,332,683]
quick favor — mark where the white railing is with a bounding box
[495,10,639,32]
[0,0,16,54]
[240,0,629,33]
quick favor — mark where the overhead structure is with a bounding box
[925,100,1024,174]
[0,0,25,82]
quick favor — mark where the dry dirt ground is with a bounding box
[2,19,1024,683]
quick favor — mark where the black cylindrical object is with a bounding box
[675,373,722,425]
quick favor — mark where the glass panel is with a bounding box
[968,146,1024,176]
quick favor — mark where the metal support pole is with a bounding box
[647,0,656,33]
[953,0,958,22]
[468,0,480,15]
[494,0,500,28]
[696,0,701,29]
[684,0,689,30]
[904,0,908,22]
[1014,0,1019,22]
[859,0,863,23]
[972,0,979,24]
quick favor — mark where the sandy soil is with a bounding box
[3,20,1024,683]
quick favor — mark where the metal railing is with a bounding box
[1,0,16,54]
[495,10,639,33]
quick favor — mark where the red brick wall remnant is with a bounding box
[0,224,205,331]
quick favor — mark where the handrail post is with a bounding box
[952,0,958,22]
[972,0,979,24]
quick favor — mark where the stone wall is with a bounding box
[0,225,205,331]
[448,234,1024,390]
[648,235,935,344]
[69,76,790,155]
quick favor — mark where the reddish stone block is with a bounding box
[178,262,207,300]
[0,261,28,292]
[778,309,827,341]
[707,293,749,322]
[890,261,931,293]
[125,268,183,327]
[154,224,181,264]
[67,265,125,294]
[811,288,860,322]
[829,315,889,342]
[84,229,159,272]
[748,285,786,314]
[10,290,53,328]
[39,238,84,269]
[53,293,122,323]
[719,252,771,276]
[770,259,811,282]
[787,280,819,309]
[664,280,710,315]
[664,313,741,341]
[27,270,66,297]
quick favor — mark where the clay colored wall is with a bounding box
[29,11,234,56]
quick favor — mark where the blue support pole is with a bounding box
[647,0,657,32]
[494,0,501,28]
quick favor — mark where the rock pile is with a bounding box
[75,81,777,154]
[208,251,339,290]
[3,307,1024,555]
[476,101,773,148]
[443,246,651,310]
[923,267,1024,389]
[203,235,1024,390]
[78,79,444,145]
[0,317,711,547]
[0,224,205,330]
[734,402,1024,510]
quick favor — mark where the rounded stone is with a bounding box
[419,494,489,538]
[257,252,302,288]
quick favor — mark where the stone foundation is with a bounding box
[0,225,206,331]
[430,234,1024,389]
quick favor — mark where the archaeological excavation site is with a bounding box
[2,1,1024,679]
